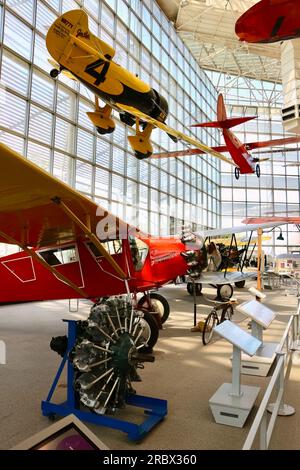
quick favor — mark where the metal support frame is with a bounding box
[52,197,127,280]
[41,320,168,441]
[243,310,299,450]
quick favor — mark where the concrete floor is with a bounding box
[0,282,299,450]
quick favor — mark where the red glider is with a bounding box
[152,94,300,179]
[235,0,300,44]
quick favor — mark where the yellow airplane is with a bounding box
[46,9,233,163]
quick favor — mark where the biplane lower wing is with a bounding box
[191,271,256,286]
[116,104,234,165]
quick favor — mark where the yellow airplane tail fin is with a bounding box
[46,9,115,63]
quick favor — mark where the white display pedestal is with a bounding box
[237,299,278,376]
[209,321,261,428]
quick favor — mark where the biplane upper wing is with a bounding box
[197,221,290,239]
[116,104,234,165]
[0,143,135,266]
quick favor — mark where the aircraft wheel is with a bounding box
[234,167,240,180]
[235,280,246,288]
[217,284,233,301]
[137,292,170,324]
[256,164,261,178]
[139,311,159,350]
[187,282,202,296]
[96,126,114,135]
[50,68,59,78]
[134,150,152,160]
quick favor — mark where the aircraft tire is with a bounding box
[187,282,202,296]
[139,311,159,350]
[138,292,170,324]
[256,164,261,178]
[235,280,246,288]
[217,284,233,300]
[50,68,59,78]
[96,126,114,135]
[234,167,240,180]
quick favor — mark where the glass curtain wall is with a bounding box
[207,71,300,256]
[0,0,221,259]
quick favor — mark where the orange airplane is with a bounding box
[152,94,300,179]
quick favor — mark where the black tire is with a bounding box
[202,312,218,345]
[137,292,170,324]
[235,280,246,288]
[223,304,234,322]
[217,284,233,300]
[234,167,240,180]
[50,68,59,78]
[139,311,159,349]
[96,126,114,135]
[187,282,202,296]
[256,164,260,178]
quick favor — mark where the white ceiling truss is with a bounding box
[157,0,282,83]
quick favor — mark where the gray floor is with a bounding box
[0,282,298,450]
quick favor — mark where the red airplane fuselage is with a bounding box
[223,128,255,175]
[0,235,188,303]
[235,0,300,44]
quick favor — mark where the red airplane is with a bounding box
[152,94,300,180]
[235,0,300,44]
[0,142,206,347]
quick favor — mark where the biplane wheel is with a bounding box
[50,68,59,78]
[120,112,135,127]
[235,280,246,288]
[234,167,240,180]
[139,311,159,349]
[138,292,170,324]
[187,282,202,296]
[134,150,152,160]
[217,284,233,301]
[96,126,114,135]
[256,164,261,178]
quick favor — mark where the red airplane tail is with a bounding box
[192,94,257,129]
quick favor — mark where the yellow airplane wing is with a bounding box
[116,104,234,165]
[0,143,134,249]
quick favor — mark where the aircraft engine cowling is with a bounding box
[149,89,168,123]
[180,231,208,279]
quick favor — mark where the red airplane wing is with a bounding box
[245,136,300,151]
[236,0,300,44]
[192,116,256,129]
[0,143,140,280]
[243,217,300,225]
[150,145,228,159]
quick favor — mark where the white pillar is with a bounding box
[281,39,300,133]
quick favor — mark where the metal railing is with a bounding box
[243,303,299,450]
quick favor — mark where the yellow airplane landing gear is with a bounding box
[128,120,154,159]
[87,100,115,135]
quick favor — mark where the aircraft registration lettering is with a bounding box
[151,252,177,265]
[53,23,70,39]
[61,17,73,28]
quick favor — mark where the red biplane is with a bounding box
[0,142,203,345]
[235,0,300,44]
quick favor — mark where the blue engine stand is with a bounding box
[41,320,167,441]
